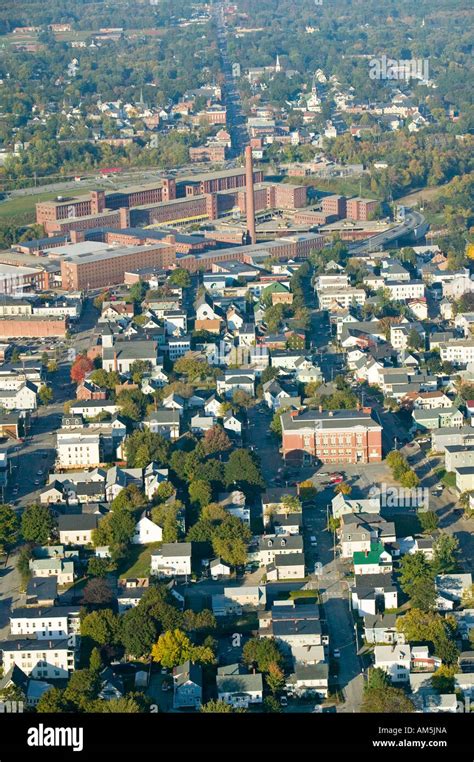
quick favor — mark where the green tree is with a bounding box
[188,479,212,509]
[202,425,232,455]
[111,485,146,512]
[224,449,264,493]
[211,516,251,567]
[21,504,56,544]
[38,385,53,406]
[151,628,214,668]
[168,268,191,288]
[366,667,390,691]
[263,696,282,713]
[431,665,456,694]
[242,637,284,673]
[125,429,170,468]
[410,576,437,612]
[36,687,70,713]
[265,662,285,694]
[120,606,158,657]
[200,699,236,713]
[362,685,415,713]
[399,469,419,489]
[81,609,120,646]
[87,557,112,577]
[399,552,433,597]
[432,534,459,574]
[0,503,19,552]
[63,669,100,711]
[89,647,102,674]
[130,360,152,385]
[419,510,439,533]
[99,697,142,713]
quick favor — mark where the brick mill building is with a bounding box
[60,242,176,290]
[280,409,383,464]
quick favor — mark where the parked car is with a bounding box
[333,649,341,659]
[280,696,288,707]
[310,536,318,546]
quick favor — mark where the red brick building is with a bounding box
[0,317,67,338]
[280,409,383,464]
[321,195,347,219]
[61,242,176,290]
[346,197,378,221]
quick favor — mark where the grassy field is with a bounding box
[0,183,104,227]
[118,542,161,578]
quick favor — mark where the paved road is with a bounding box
[348,209,427,253]
[213,1,248,155]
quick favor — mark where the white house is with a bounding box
[56,431,102,468]
[10,606,80,640]
[374,644,411,682]
[29,558,74,586]
[132,514,163,545]
[216,664,263,708]
[0,381,38,411]
[0,638,76,680]
[151,542,192,578]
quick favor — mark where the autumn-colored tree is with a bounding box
[71,355,93,384]
[202,425,232,455]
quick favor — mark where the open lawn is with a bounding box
[118,542,161,578]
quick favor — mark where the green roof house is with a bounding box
[353,542,392,576]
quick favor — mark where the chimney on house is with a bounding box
[113,352,118,373]
[245,146,256,245]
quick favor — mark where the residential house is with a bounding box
[132,513,163,545]
[173,661,203,709]
[374,644,411,682]
[151,543,192,578]
[58,514,100,546]
[143,410,181,440]
[216,664,263,708]
[353,543,393,575]
[435,573,473,610]
[351,573,398,616]
[212,586,267,617]
[363,613,402,645]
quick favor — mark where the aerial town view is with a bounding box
[0,0,472,754]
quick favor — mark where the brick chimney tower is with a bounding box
[245,146,256,244]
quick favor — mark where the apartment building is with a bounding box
[317,287,366,310]
[440,340,474,365]
[384,280,425,301]
[56,430,103,468]
[10,606,80,640]
[0,638,76,680]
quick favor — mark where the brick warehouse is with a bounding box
[60,242,176,290]
[280,409,383,464]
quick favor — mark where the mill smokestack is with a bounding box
[245,146,256,244]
